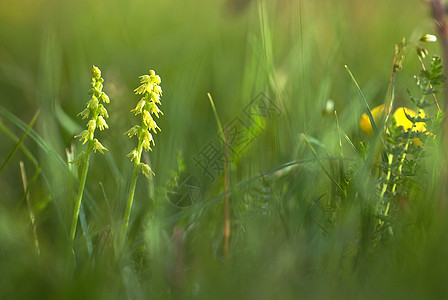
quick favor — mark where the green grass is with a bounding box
[1,0,448,299]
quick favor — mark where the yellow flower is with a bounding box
[393,107,426,146]
[360,104,385,136]
[124,125,140,138]
[87,95,99,111]
[147,102,163,118]
[131,99,146,115]
[97,116,108,130]
[78,108,90,120]
[87,119,96,132]
[360,105,429,146]
[140,163,154,178]
[98,104,109,118]
[393,107,426,131]
[75,130,92,145]
[101,92,110,104]
[93,138,108,154]
[127,148,139,162]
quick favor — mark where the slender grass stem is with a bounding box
[377,126,412,236]
[121,142,143,243]
[20,161,40,256]
[345,65,378,134]
[121,164,138,242]
[70,147,91,241]
[223,130,230,260]
[390,140,410,196]
[377,153,394,229]
[207,93,230,259]
[121,168,138,242]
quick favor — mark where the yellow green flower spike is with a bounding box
[70,65,111,241]
[122,69,163,243]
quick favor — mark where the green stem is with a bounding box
[121,141,143,243]
[70,147,91,241]
[390,139,410,196]
[377,126,413,235]
[377,153,394,225]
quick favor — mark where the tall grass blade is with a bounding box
[0,110,39,174]
[345,65,378,134]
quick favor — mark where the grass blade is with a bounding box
[0,110,40,174]
[345,65,378,134]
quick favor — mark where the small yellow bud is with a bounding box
[93,138,107,154]
[127,148,139,162]
[149,70,156,77]
[148,102,163,118]
[131,99,146,115]
[101,92,110,104]
[140,163,154,178]
[142,110,152,127]
[416,47,428,59]
[146,83,153,94]
[134,84,147,95]
[151,92,161,105]
[124,125,141,138]
[75,130,92,145]
[87,119,96,132]
[92,65,101,79]
[70,151,86,166]
[420,34,437,42]
[154,75,161,85]
[154,85,162,95]
[88,96,99,111]
[78,108,90,120]
[97,116,108,130]
[141,130,154,151]
[147,115,160,133]
[322,99,334,115]
[139,75,151,84]
[98,104,109,118]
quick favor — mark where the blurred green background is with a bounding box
[0,0,446,299]
[0,0,436,197]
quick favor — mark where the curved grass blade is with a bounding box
[0,104,70,174]
[345,65,378,134]
[0,110,40,174]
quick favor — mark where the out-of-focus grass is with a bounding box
[0,0,447,299]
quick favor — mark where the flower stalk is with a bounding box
[70,65,110,241]
[122,70,163,243]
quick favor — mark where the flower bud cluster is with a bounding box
[74,65,110,158]
[125,70,163,178]
[417,34,437,59]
